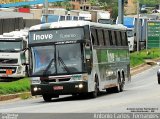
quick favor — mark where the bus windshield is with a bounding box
[32,43,83,76]
[0,41,22,52]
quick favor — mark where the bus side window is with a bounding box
[97,28,105,46]
[121,31,128,46]
[116,31,122,46]
[104,30,111,46]
[111,31,116,45]
[91,28,99,46]
[108,30,113,46]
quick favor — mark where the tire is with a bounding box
[115,82,121,93]
[120,73,125,92]
[158,78,160,84]
[90,81,99,98]
[115,74,124,93]
[42,95,52,102]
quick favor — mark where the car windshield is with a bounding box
[0,41,22,51]
[31,43,84,76]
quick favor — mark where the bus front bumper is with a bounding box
[31,81,88,96]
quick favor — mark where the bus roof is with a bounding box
[29,21,127,31]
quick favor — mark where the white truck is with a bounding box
[0,30,28,79]
[127,28,135,52]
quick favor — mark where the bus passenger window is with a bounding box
[121,32,128,46]
[111,31,116,45]
[104,30,110,46]
[91,28,98,46]
[97,29,105,46]
[108,30,113,46]
[116,31,122,46]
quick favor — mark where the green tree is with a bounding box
[134,0,160,5]
[98,0,118,20]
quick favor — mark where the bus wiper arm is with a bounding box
[58,56,70,74]
[43,58,55,75]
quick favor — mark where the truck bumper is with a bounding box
[31,81,88,96]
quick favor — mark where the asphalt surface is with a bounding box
[0,65,160,119]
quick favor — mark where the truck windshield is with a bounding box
[0,41,22,51]
[31,43,84,76]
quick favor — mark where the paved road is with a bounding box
[0,65,160,118]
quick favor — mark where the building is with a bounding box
[71,0,91,11]
[0,0,24,4]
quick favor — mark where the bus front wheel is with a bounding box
[90,81,99,98]
[42,94,52,102]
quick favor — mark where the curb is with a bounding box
[0,92,31,101]
[0,61,158,101]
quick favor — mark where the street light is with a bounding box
[136,0,140,52]
[44,0,49,23]
[118,0,124,24]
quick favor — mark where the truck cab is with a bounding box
[0,30,28,79]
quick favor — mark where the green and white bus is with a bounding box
[28,21,130,101]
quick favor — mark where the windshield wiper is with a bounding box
[58,56,70,74]
[43,58,55,75]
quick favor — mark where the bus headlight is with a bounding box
[79,84,83,88]
[33,87,38,92]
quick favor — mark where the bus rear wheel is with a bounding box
[158,78,160,84]
[42,94,52,102]
[115,74,124,93]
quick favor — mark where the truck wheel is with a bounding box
[42,95,52,102]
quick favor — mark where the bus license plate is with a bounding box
[6,69,12,75]
[53,86,63,90]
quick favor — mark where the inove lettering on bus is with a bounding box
[33,34,53,40]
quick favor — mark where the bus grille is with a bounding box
[41,78,71,83]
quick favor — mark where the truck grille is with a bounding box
[0,58,18,64]
[0,67,17,73]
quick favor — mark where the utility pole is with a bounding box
[118,0,124,24]
[136,1,140,52]
[45,0,49,23]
